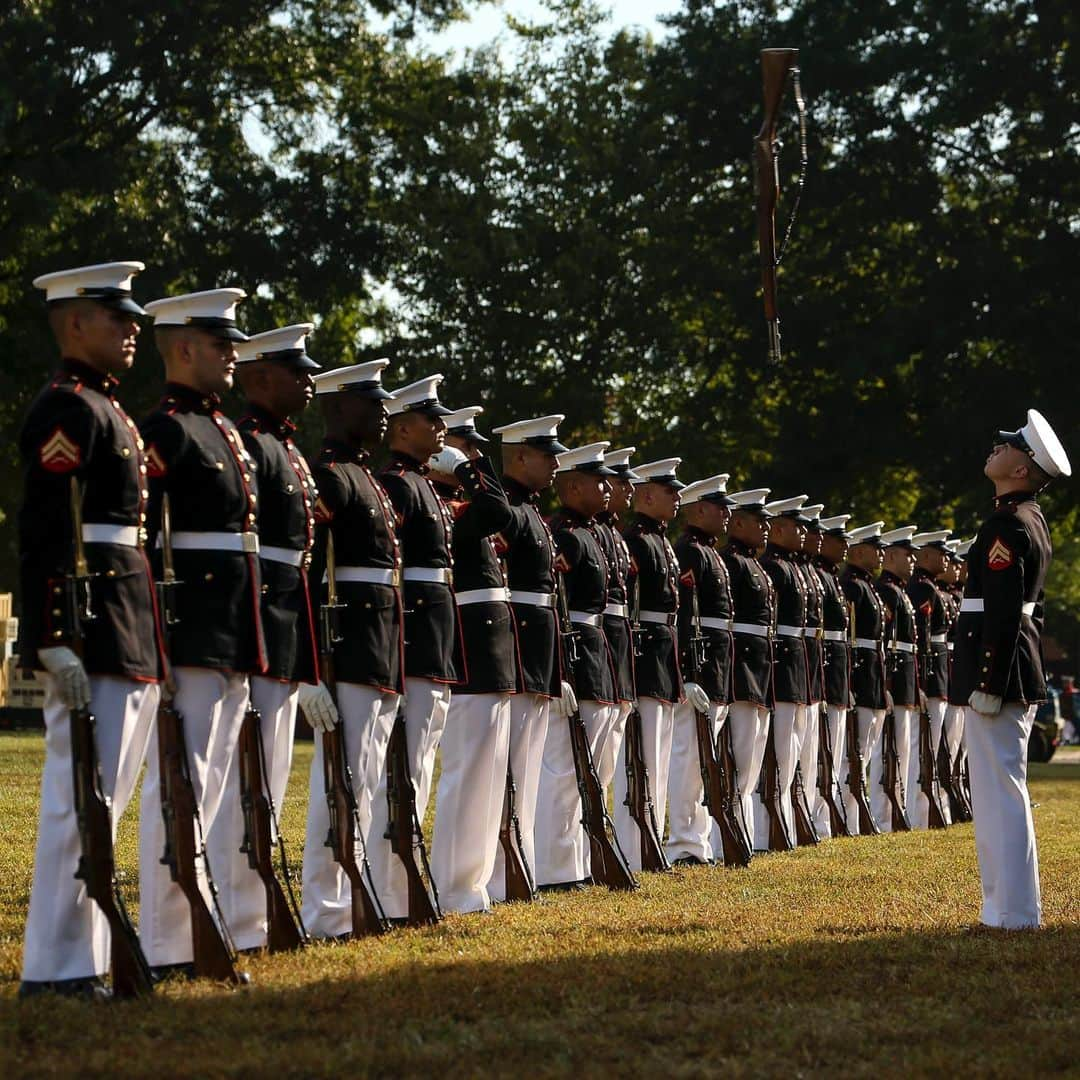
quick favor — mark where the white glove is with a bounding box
[298,681,339,732]
[919,689,928,712]
[557,680,578,718]
[969,691,1003,717]
[683,681,710,712]
[38,646,91,710]
[428,446,469,475]
[884,690,894,713]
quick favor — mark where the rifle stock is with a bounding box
[499,767,536,902]
[624,707,670,873]
[65,477,155,997]
[557,575,637,890]
[760,713,795,851]
[919,710,949,830]
[816,704,851,838]
[385,710,442,924]
[237,705,306,950]
[881,711,911,833]
[844,713,880,837]
[791,762,820,846]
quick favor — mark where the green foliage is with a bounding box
[0,0,1077,646]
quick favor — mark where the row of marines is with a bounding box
[17,264,1055,999]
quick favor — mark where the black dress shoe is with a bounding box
[537,879,589,894]
[19,977,112,1002]
[672,855,708,867]
[150,962,195,984]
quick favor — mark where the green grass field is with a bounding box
[1,732,1077,1078]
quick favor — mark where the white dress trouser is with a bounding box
[869,707,913,832]
[813,705,848,838]
[431,692,511,912]
[489,692,550,902]
[666,701,726,864]
[208,677,298,950]
[907,696,947,829]
[301,682,400,938]
[366,677,450,920]
[753,701,803,847]
[534,700,618,886]
[966,703,1040,929]
[726,701,770,851]
[22,675,158,983]
[612,697,675,872]
[796,701,820,832]
[597,701,632,793]
[138,668,249,967]
[843,707,885,831]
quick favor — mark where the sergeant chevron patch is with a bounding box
[39,427,81,473]
[145,445,167,478]
[987,538,1014,571]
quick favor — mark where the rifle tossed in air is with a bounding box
[754,47,807,366]
[64,477,155,998]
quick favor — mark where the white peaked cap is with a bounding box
[312,359,393,398]
[955,538,974,557]
[557,442,614,474]
[847,521,885,545]
[386,374,451,417]
[235,323,318,368]
[443,405,484,430]
[630,458,684,489]
[493,414,564,441]
[680,474,732,505]
[765,494,809,516]
[880,525,919,547]
[728,488,772,513]
[1000,408,1071,479]
[603,446,640,479]
[33,261,146,313]
[911,530,952,550]
[144,287,248,340]
[818,514,852,535]
[803,503,825,521]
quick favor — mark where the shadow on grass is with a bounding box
[3,924,1077,1077]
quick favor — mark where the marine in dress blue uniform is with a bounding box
[19,262,163,998]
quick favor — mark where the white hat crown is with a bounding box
[443,405,484,429]
[764,494,809,515]
[880,525,918,546]
[386,374,445,416]
[728,488,771,508]
[680,473,731,505]
[236,323,313,364]
[33,261,144,301]
[492,415,565,443]
[630,458,682,485]
[847,521,885,544]
[312,359,390,395]
[144,287,246,326]
[556,441,611,473]
[1021,409,1071,478]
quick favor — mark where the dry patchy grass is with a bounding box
[0,732,1077,1078]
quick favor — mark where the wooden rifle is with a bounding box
[791,761,820,846]
[384,709,442,923]
[754,47,807,365]
[881,623,911,832]
[687,579,751,867]
[844,601,879,836]
[156,494,246,983]
[318,533,389,935]
[918,708,949,830]
[938,725,972,823]
[816,703,851,838]
[65,478,155,998]
[760,711,795,851]
[498,765,536,902]
[881,710,911,833]
[557,574,638,890]
[621,578,669,872]
[237,702,307,950]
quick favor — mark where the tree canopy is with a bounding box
[1,0,1077,653]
